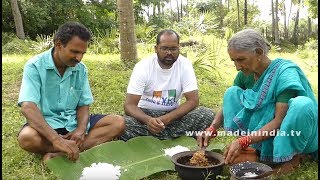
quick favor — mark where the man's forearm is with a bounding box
[125,105,152,124]
[21,102,61,142]
[76,105,90,132]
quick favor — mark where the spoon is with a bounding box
[199,146,206,153]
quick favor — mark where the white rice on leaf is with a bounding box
[79,162,121,180]
[163,145,190,157]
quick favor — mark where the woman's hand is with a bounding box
[197,131,212,148]
[223,139,242,164]
[197,126,217,148]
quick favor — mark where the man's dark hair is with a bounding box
[53,22,91,46]
[156,29,180,45]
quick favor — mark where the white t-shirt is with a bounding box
[127,54,198,111]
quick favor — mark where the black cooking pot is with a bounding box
[171,151,225,180]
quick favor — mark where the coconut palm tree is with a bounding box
[117,0,138,67]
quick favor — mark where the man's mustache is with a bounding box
[71,59,79,63]
[164,56,174,59]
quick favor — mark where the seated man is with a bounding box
[17,22,125,161]
[120,29,214,141]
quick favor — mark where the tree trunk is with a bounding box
[227,0,230,11]
[283,2,288,39]
[292,0,301,46]
[236,0,240,29]
[271,0,275,43]
[265,27,268,39]
[157,2,161,15]
[176,0,180,21]
[117,0,138,67]
[170,0,173,18]
[287,0,293,38]
[147,6,150,18]
[162,3,165,16]
[308,16,312,38]
[220,0,223,27]
[274,0,280,44]
[10,0,25,39]
[244,0,248,25]
[186,0,189,16]
[180,0,183,19]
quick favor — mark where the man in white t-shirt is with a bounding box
[120,29,214,141]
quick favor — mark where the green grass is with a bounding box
[2,48,318,180]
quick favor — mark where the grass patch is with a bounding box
[2,49,318,179]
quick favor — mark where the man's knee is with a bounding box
[104,115,126,135]
[114,115,126,134]
[191,106,215,123]
[190,106,214,116]
[17,126,40,150]
[196,106,213,112]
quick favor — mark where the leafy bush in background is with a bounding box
[271,39,297,53]
[88,28,120,54]
[2,29,317,77]
[2,38,33,54]
[2,33,53,55]
[146,14,173,30]
[295,39,318,72]
[135,24,157,44]
[304,38,318,50]
[2,32,17,46]
[30,34,54,54]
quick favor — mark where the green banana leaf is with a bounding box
[46,136,225,180]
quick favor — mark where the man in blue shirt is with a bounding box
[17,22,125,161]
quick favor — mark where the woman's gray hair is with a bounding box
[227,28,271,55]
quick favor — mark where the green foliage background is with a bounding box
[3,0,318,45]
[2,34,318,178]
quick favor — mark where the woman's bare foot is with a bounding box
[43,152,65,161]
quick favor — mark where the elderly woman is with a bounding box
[198,29,318,174]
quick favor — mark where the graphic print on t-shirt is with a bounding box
[152,89,176,106]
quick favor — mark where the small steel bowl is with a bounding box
[230,161,273,179]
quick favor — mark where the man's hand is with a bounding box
[61,129,85,149]
[51,138,80,161]
[223,139,242,164]
[147,118,165,134]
